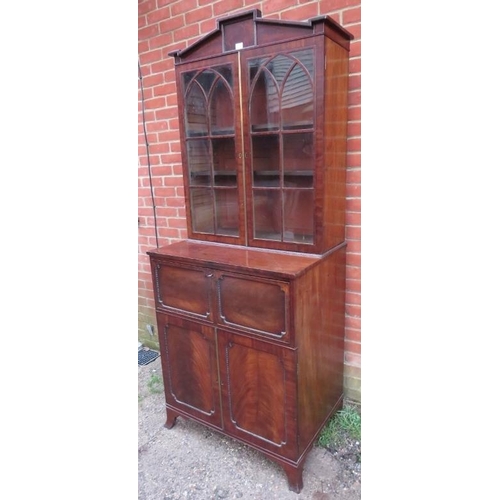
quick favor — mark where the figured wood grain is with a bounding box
[217,330,298,459]
[153,262,211,318]
[217,274,288,339]
[157,314,222,429]
[227,342,285,444]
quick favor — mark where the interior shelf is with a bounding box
[253,170,313,176]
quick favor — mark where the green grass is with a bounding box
[147,373,164,394]
[318,404,361,449]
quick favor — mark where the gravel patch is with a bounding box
[139,357,361,500]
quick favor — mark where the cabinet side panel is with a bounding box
[323,39,349,251]
[295,246,346,454]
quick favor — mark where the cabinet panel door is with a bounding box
[158,314,222,429]
[216,273,289,343]
[217,330,297,458]
[153,262,212,321]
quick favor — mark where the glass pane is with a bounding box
[283,133,314,188]
[195,70,216,93]
[187,139,211,186]
[191,188,214,234]
[249,57,269,83]
[250,69,279,132]
[252,135,280,187]
[282,64,313,130]
[213,65,233,86]
[253,190,281,241]
[182,70,197,91]
[290,48,314,77]
[213,138,236,187]
[266,55,294,86]
[215,189,239,237]
[210,79,234,135]
[283,190,314,244]
[185,82,208,137]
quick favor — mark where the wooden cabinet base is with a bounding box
[149,240,346,493]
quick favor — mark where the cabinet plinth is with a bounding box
[147,8,352,493]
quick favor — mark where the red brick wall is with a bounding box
[138,0,361,402]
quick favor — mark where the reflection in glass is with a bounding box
[191,188,214,234]
[215,189,239,236]
[249,58,268,82]
[187,139,211,186]
[266,55,294,86]
[185,82,208,137]
[182,70,197,91]
[282,64,313,130]
[213,65,233,86]
[195,70,216,93]
[252,135,280,187]
[250,69,279,132]
[213,138,236,186]
[283,190,314,243]
[283,133,314,188]
[253,190,281,241]
[290,49,314,76]
[183,64,237,238]
[210,79,234,135]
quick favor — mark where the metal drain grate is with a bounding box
[138,348,159,366]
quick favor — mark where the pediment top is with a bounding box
[168,9,353,61]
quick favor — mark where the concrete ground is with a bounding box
[138,356,361,500]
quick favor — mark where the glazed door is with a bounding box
[177,53,246,245]
[157,314,222,429]
[241,38,322,253]
[217,330,298,458]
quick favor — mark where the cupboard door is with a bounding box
[216,273,289,343]
[242,41,319,252]
[217,330,298,458]
[158,314,222,429]
[178,54,245,245]
[152,262,212,321]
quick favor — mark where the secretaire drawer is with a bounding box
[216,273,290,343]
[152,261,212,321]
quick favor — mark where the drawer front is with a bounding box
[216,273,289,342]
[153,262,212,320]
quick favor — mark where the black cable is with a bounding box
[138,59,160,249]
